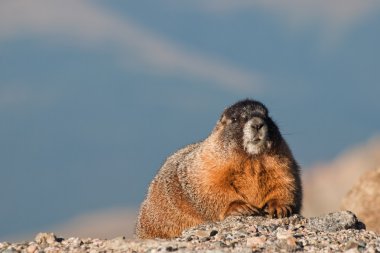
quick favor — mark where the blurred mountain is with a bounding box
[341,167,380,233]
[302,135,380,217]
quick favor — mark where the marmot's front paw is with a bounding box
[264,199,292,218]
[224,200,261,217]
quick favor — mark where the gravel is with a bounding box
[1,211,379,252]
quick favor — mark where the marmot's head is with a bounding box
[215,99,281,156]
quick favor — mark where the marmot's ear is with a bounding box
[214,115,227,132]
[219,114,229,124]
[258,106,268,116]
[219,106,229,122]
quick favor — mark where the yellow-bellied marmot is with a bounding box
[135,99,302,239]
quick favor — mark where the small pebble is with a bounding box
[286,236,297,247]
[344,248,360,253]
[276,229,293,240]
[44,246,60,253]
[365,246,376,253]
[0,242,9,248]
[3,248,19,253]
[26,244,38,253]
[166,245,178,252]
[209,230,218,237]
[200,237,211,242]
[246,236,266,247]
[35,232,57,245]
[195,230,209,238]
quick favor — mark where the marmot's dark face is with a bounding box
[218,99,280,156]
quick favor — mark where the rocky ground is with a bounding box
[1,211,379,253]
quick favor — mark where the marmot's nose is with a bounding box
[251,117,265,132]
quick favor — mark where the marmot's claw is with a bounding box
[225,200,261,217]
[263,200,293,218]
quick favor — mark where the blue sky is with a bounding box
[1,0,380,240]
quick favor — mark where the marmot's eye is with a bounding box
[231,117,238,123]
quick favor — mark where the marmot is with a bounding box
[135,99,302,239]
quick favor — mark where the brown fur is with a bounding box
[135,100,302,239]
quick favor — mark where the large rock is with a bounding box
[341,167,380,233]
